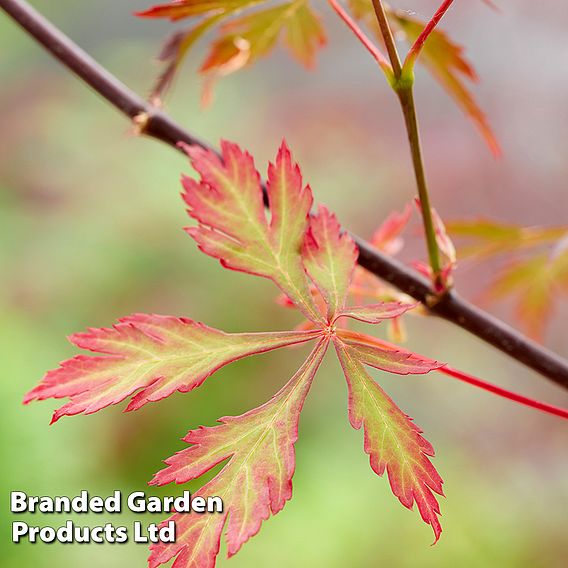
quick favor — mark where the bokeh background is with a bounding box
[1,1,567,566]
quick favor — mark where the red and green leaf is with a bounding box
[302,204,358,320]
[138,0,325,102]
[334,337,444,542]
[447,219,568,260]
[28,138,568,566]
[137,0,262,21]
[336,302,417,325]
[24,313,320,422]
[414,198,457,289]
[448,219,568,338]
[149,339,328,568]
[182,139,323,322]
[338,329,444,376]
[25,139,454,557]
[347,205,423,342]
[147,13,228,104]
[201,1,325,73]
[369,203,412,256]
[486,251,568,340]
[282,1,327,67]
[139,1,498,153]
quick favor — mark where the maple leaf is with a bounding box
[447,219,568,260]
[147,13,228,105]
[137,0,326,104]
[24,313,320,422]
[413,198,457,291]
[448,219,568,339]
[348,204,417,342]
[139,0,497,153]
[429,208,456,269]
[351,204,413,304]
[181,139,323,323]
[137,0,261,21]
[334,335,444,542]
[369,203,412,256]
[28,139,449,567]
[201,2,326,73]
[148,339,328,567]
[302,204,358,320]
[199,2,326,106]
[488,253,568,340]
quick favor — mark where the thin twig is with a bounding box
[404,0,456,71]
[2,0,568,390]
[328,0,392,78]
[370,0,402,77]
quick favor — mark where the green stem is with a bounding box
[397,86,442,283]
[370,0,443,288]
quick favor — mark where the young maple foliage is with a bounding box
[24,314,319,421]
[26,139,446,566]
[148,340,328,567]
[137,0,498,152]
[149,140,445,565]
[276,204,417,339]
[413,198,457,291]
[349,204,415,342]
[137,0,326,104]
[447,219,568,339]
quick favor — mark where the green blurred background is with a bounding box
[1,1,567,566]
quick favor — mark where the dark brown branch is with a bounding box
[2,0,568,390]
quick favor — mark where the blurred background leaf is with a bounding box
[448,219,568,339]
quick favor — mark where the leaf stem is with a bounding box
[370,0,402,77]
[328,0,392,78]
[439,366,568,420]
[403,0,456,72]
